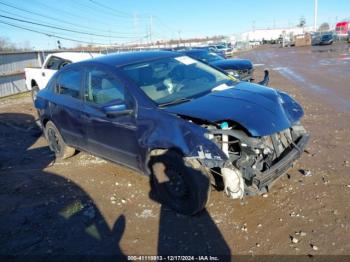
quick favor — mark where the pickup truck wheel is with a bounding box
[31,86,39,102]
[44,121,75,159]
[150,151,211,215]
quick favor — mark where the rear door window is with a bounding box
[57,69,82,99]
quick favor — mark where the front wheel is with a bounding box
[44,121,75,160]
[149,150,211,215]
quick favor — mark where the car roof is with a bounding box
[49,52,103,62]
[90,51,178,67]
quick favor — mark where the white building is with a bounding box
[241,27,313,42]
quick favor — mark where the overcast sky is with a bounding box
[0,0,349,50]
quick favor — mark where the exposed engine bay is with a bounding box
[195,120,310,199]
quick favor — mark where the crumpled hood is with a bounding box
[165,82,304,137]
[211,59,253,70]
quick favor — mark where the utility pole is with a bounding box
[178,30,181,47]
[314,0,318,31]
[149,15,153,46]
[134,12,140,46]
[133,12,138,34]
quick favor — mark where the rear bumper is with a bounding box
[252,133,310,190]
[319,41,333,45]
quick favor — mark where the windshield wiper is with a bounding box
[158,98,193,107]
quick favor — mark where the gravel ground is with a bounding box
[0,44,349,259]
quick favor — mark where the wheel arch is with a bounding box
[42,117,50,128]
[144,147,185,175]
[31,79,38,88]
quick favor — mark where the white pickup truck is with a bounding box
[25,52,102,100]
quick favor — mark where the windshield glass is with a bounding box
[122,55,237,106]
[189,51,223,63]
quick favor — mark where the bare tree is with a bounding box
[0,37,33,51]
[0,37,16,51]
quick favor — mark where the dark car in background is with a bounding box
[208,43,234,57]
[35,51,309,215]
[181,49,269,85]
[312,31,334,45]
[195,46,226,58]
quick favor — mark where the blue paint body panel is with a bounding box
[165,82,303,137]
[211,59,253,70]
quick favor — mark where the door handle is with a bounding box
[42,72,46,77]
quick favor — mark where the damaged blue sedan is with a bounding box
[35,51,309,215]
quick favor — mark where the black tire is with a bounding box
[31,85,39,103]
[149,150,211,215]
[44,121,75,159]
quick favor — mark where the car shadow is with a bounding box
[0,113,126,257]
[0,113,231,258]
[149,151,231,259]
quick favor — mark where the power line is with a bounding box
[0,0,138,36]
[0,8,111,42]
[70,0,145,22]
[0,19,105,45]
[0,14,146,39]
[0,0,85,28]
[154,16,177,33]
[88,0,134,18]
[24,0,136,32]
[0,19,149,46]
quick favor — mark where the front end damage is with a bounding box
[191,121,309,199]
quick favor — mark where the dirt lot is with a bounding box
[0,44,349,259]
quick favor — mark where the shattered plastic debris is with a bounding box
[290,236,299,244]
[241,224,248,232]
[78,154,107,166]
[301,169,312,177]
[136,209,157,218]
[311,244,319,251]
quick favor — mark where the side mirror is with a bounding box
[34,97,47,110]
[102,100,133,117]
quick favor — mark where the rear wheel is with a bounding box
[149,150,211,215]
[44,121,75,159]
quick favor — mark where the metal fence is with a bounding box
[0,50,114,97]
[0,50,100,97]
[0,51,43,97]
